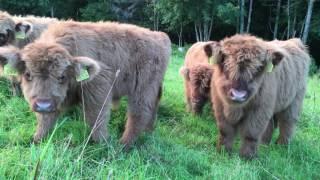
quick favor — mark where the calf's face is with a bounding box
[0,43,100,113]
[0,17,15,46]
[204,36,285,105]
[0,13,35,46]
[21,47,74,113]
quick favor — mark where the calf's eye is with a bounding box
[58,75,66,83]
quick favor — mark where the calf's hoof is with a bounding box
[239,147,257,160]
[32,133,45,144]
[91,131,108,144]
[276,137,289,145]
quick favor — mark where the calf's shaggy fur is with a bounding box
[180,42,214,114]
[205,35,310,159]
[0,21,171,148]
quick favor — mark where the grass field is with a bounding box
[0,47,320,179]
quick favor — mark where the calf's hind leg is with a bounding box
[185,83,192,112]
[276,91,304,145]
[120,85,160,148]
[145,85,163,132]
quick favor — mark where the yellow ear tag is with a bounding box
[76,68,90,82]
[209,56,217,65]
[3,64,18,76]
[15,31,26,40]
[266,62,274,73]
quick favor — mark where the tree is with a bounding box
[246,0,253,33]
[151,0,159,31]
[286,0,290,38]
[302,0,315,43]
[144,0,161,31]
[217,2,239,33]
[80,0,115,21]
[239,0,245,34]
[156,0,189,47]
[188,0,216,41]
[273,0,281,39]
[290,0,298,37]
[110,0,144,22]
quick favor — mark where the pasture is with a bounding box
[0,47,319,179]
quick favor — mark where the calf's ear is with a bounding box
[15,21,33,40]
[0,46,24,77]
[266,46,287,64]
[203,41,223,64]
[72,56,101,82]
[265,47,287,73]
[269,50,284,66]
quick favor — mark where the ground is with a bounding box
[0,46,319,179]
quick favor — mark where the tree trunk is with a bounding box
[199,23,203,41]
[302,0,315,43]
[299,15,306,38]
[273,0,281,39]
[194,19,213,42]
[203,22,207,41]
[153,1,159,31]
[50,6,54,17]
[208,16,214,40]
[194,23,199,42]
[286,0,290,39]
[291,2,297,37]
[178,23,183,47]
[281,27,287,39]
[246,0,253,33]
[239,0,245,34]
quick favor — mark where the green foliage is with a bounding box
[0,48,320,179]
[309,58,319,76]
[80,0,115,21]
[217,2,239,25]
[185,0,216,23]
[0,0,49,15]
[155,0,189,32]
[155,0,220,31]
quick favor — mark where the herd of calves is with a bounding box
[0,11,310,159]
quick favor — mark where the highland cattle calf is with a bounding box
[0,20,171,148]
[0,11,58,48]
[205,35,310,159]
[180,42,214,114]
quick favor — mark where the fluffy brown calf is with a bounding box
[0,11,58,95]
[205,34,310,159]
[180,42,214,114]
[0,20,171,148]
[0,11,58,48]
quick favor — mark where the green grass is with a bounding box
[0,47,320,179]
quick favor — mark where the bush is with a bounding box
[309,58,319,76]
[80,0,115,21]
